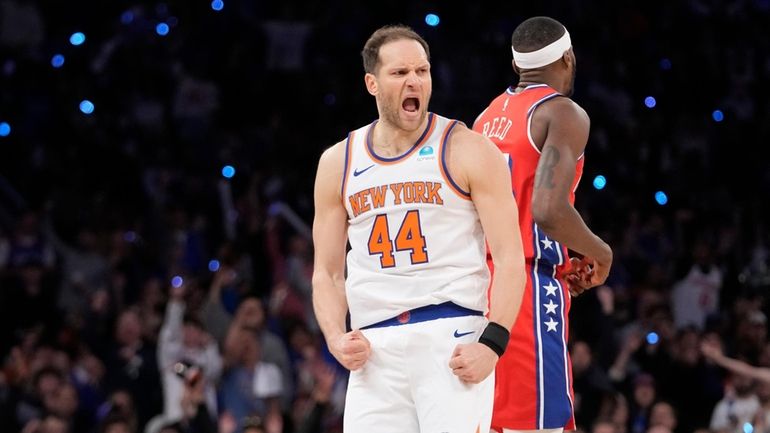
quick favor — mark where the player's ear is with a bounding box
[512,60,520,75]
[365,73,378,96]
[562,48,574,70]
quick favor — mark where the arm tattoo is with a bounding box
[534,146,560,189]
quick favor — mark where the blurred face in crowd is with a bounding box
[116,310,142,346]
[649,402,676,431]
[365,38,432,133]
[237,298,265,330]
[733,373,756,397]
[36,370,62,400]
[592,420,617,433]
[634,381,655,408]
[183,322,206,348]
[45,383,79,417]
[674,329,699,366]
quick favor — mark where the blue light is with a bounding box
[171,276,184,288]
[156,23,170,36]
[646,332,659,345]
[712,110,724,122]
[121,10,134,24]
[660,58,672,70]
[744,423,754,433]
[655,191,668,206]
[51,54,65,68]
[79,100,95,115]
[644,96,656,108]
[211,0,224,11]
[593,175,607,190]
[123,231,137,242]
[0,122,10,137]
[221,165,235,178]
[425,13,440,27]
[69,32,86,46]
[208,260,221,272]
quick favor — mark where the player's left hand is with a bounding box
[448,342,498,384]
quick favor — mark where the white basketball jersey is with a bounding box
[341,113,490,329]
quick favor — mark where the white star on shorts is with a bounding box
[544,318,559,332]
[544,299,559,315]
[540,238,554,250]
[543,282,558,297]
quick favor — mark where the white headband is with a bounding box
[511,29,571,69]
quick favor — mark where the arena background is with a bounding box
[1,1,769,433]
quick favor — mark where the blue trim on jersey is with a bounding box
[506,83,550,95]
[531,222,544,428]
[538,266,573,428]
[366,112,435,163]
[534,223,563,266]
[340,131,353,197]
[526,93,562,116]
[440,121,471,197]
[533,222,573,428]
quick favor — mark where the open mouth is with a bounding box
[402,97,420,113]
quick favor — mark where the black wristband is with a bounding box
[478,321,510,357]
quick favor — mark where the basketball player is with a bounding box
[473,17,613,433]
[312,25,526,433]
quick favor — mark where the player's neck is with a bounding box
[371,117,429,157]
[516,71,563,94]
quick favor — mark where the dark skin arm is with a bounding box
[530,97,612,294]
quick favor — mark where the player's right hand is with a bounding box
[330,329,371,371]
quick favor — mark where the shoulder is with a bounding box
[316,138,348,181]
[445,123,506,181]
[314,138,349,197]
[318,138,348,168]
[446,122,502,157]
[537,96,590,128]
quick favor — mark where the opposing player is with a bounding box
[473,16,613,432]
[312,24,526,433]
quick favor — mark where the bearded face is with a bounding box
[366,39,432,133]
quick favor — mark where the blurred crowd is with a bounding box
[1,1,770,433]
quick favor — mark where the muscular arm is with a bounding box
[453,127,526,330]
[311,143,350,346]
[531,99,612,283]
[446,126,525,383]
[311,142,371,370]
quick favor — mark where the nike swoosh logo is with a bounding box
[454,330,475,338]
[353,164,375,177]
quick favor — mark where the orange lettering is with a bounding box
[389,182,404,205]
[427,182,443,205]
[349,195,362,217]
[413,182,425,203]
[402,182,414,203]
[371,185,388,208]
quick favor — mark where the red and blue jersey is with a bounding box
[474,84,584,430]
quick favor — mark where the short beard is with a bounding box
[380,98,426,132]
